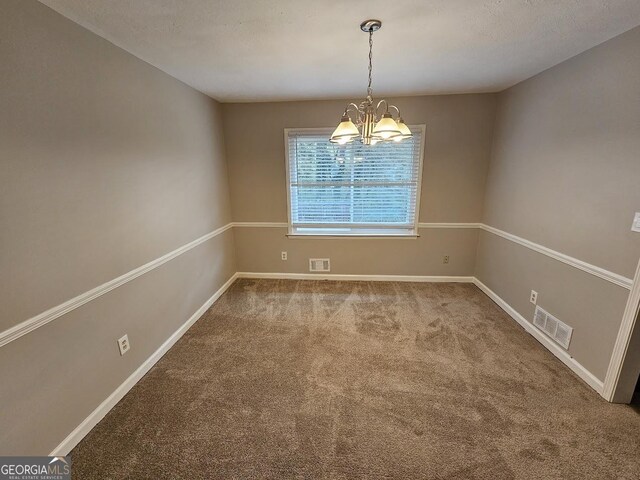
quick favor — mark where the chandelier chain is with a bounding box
[367,29,373,99]
[330,20,412,146]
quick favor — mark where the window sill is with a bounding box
[287,227,419,239]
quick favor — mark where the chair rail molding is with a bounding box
[2,221,631,348]
[479,224,632,289]
[0,223,234,348]
[235,221,632,289]
[232,222,288,228]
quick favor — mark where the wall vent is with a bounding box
[533,306,573,349]
[309,258,330,272]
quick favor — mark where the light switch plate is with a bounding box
[632,212,640,233]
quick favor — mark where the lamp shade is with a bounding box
[330,115,360,144]
[393,117,413,142]
[372,113,401,140]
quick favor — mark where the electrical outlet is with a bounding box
[281,251,287,260]
[530,290,538,305]
[117,334,130,356]
[443,255,450,264]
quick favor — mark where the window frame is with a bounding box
[284,125,426,238]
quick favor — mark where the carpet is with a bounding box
[70,279,640,479]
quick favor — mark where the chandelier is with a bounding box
[330,20,412,146]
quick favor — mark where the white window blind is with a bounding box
[286,127,423,235]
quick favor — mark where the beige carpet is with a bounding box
[70,279,640,479]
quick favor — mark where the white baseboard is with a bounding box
[48,271,605,456]
[49,272,239,456]
[472,278,604,395]
[236,272,475,283]
[239,272,603,396]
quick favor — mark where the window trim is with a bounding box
[284,125,426,238]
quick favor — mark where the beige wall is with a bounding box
[476,26,640,382]
[0,1,236,454]
[3,0,638,458]
[234,227,479,276]
[223,94,497,275]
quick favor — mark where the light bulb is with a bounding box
[330,114,360,144]
[372,113,401,141]
[394,117,413,141]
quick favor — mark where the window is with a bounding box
[285,126,424,236]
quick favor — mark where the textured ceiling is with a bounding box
[39,0,640,102]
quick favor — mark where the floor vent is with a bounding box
[309,258,330,272]
[533,306,573,349]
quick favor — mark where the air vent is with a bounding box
[309,258,330,272]
[533,308,546,330]
[543,315,558,337]
[533,306,573,349]
[554,323,572,348]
